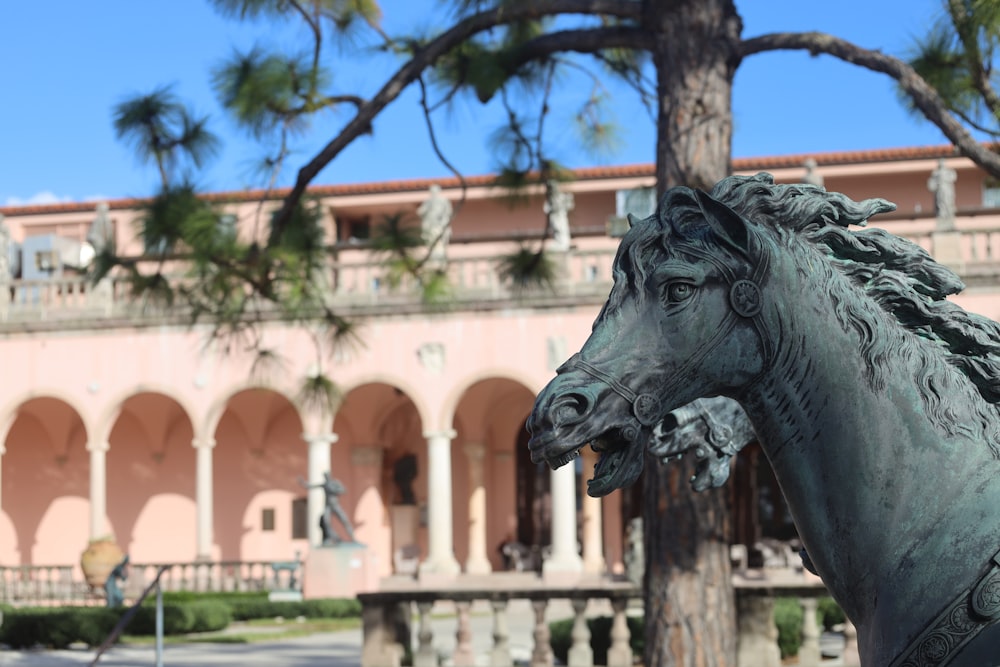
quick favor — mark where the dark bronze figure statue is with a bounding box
[527,174,1000,666]
[299,473,358,545]
[104,554,129,608]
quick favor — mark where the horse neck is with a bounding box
[738,284,1000,661]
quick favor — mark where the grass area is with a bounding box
[120,617,361,645]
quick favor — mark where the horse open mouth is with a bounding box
[534,427,646,498]
[588,428,645,497]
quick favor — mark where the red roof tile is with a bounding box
[0,144,981,217]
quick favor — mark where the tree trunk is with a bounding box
[650,0,741,193]
[643,2,742,666]
[644,452,737,666]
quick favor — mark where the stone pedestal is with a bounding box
[932,230,963,268]
[390,505,420,576]
[303,544,378,598]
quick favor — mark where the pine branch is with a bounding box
[267,0,641,245]
[740,31,1000,180]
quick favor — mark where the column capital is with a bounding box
[192,437,216,450]
[86,440,110,453]
[423,429,457,441]
[302,432,339,446]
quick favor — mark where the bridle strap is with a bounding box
[559,236,774,429]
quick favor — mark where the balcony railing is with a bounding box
[0,248,619,329]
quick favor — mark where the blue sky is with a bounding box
[1,1,949,206]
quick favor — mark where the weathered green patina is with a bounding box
[527,174,1000,666]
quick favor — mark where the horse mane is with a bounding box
[711,173,1000,399]
[610,172,1000,453]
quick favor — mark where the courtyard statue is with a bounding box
[418,184,452,267]
[928,158,958,231]
[527,173,1000,666]
[544,180,574,252]
[87,202,115,254]
[801,157,824,187]
[104,554,129,608]
[392,453,418,505]
[299,472,359,546]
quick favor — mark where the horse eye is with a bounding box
[665,282,695,303]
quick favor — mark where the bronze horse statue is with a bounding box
[527,174,1000,666]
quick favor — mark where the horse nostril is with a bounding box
[552,393,591,427]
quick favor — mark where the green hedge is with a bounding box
[549,614,644,664]
[0,592,359,649]
[226,596,361,621]
[0,607,120,649]
[156,591,360,621]
[0,600,231,649]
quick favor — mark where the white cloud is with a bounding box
[4,191,74,207]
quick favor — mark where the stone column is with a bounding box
[580,449,605,574]
[87,440,109,540]
[464,442,491,574]
[193,437,216,560]
[419,429,460,576]
[543,462,582,578]
[303,432,337,547]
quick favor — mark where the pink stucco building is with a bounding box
[1,144,998,596]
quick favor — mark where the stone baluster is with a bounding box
[490,599,512,667]
[736,594,780,667]
[454,600,475,667]
[530,599,554,667]
[842,619,861,667]
[606,598,633,667]
[360,601,404,667]
[798,597,820,667]
[413,601,436,667]
[568,598,593,667]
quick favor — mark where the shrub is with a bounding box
[127,599,230,634]
[0,607,119,649]
[773,597,803,658]
[226,596,360,621]
[817,596,845,630]
[549,613,644,665]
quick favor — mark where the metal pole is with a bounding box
[155,582,163,667]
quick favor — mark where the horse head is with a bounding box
[527,185,774,496]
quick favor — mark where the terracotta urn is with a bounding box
[80,537,124,589]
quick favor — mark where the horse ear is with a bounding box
[695,189,750,255]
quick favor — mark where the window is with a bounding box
[984,179,1000,208]
[218,213,237,241]
[261,507,275,532]
[336,216,371,243]
[615,187,657,219]
[291,497,308,539]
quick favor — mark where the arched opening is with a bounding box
[3,397,87,566]
[213,388,305,562]
[335,382,423,578]
[107,392,195,562]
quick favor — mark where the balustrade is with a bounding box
[0,559,301,606]
[358,579,639,667]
